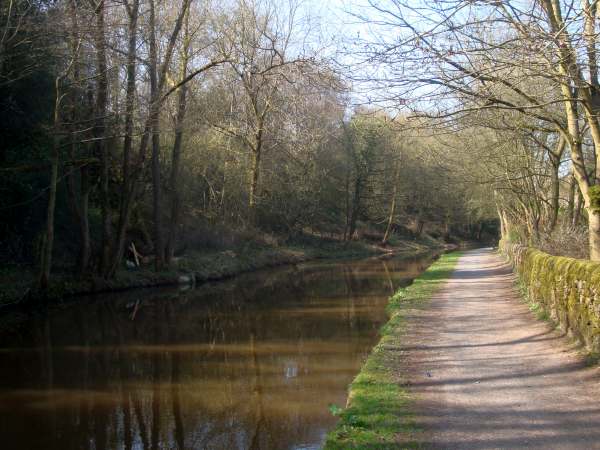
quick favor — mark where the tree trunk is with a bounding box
[574,189,584,226]
[347,178,361,241]
[567,172,576,223]
[39,77,62,290]
[65,0,91,275]
[497,208,507,240]
[166,30,190,265]
[382,163,399,245]
[548,152,562,233]
[476,222,484,241]
[589,209,600,260]
[548,166,560,232]
[67,163,91,274]
[149,0,164,270]
[110,185,136,277]
[92,1,111,274]
[111,0,139,278]
[524,206,540,243]
[555,75,596,254]
[382,193,396,245]
[79,180,91,271]
[248,148,261,224]
[39,150,58,290]
[120,0,139,227]
[151,130,164,268]
[503,210,512,239]
[343,165,350,241]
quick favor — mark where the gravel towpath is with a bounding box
[405,248,600,449]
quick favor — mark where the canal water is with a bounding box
[0,253,435,450]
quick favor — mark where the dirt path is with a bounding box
[405,248,600,449]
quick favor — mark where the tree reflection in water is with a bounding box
[0,254,434,450]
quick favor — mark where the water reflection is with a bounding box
[0,254,434,450]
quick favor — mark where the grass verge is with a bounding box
[324,251,462,450]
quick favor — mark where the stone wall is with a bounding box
[501,240,600,353]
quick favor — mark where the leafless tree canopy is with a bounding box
[11,0,592,290]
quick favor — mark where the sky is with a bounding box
[278,0,440,112]
[296,0,377,49]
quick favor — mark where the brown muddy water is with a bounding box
[0,253,435,450]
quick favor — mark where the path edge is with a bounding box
[323,251,462,450]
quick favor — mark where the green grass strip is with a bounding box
[323,251,462,450]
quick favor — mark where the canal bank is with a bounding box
[324,251,461,449]
[0,235,449,309]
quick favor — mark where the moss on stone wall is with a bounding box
[589,185,600,213]
[500,239,600,352]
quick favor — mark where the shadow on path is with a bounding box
[404,248,600,450]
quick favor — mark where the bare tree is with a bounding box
[210,0,313,223]
[39,17,81,288]
[109,0,192,275]
[351,0,600,259]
